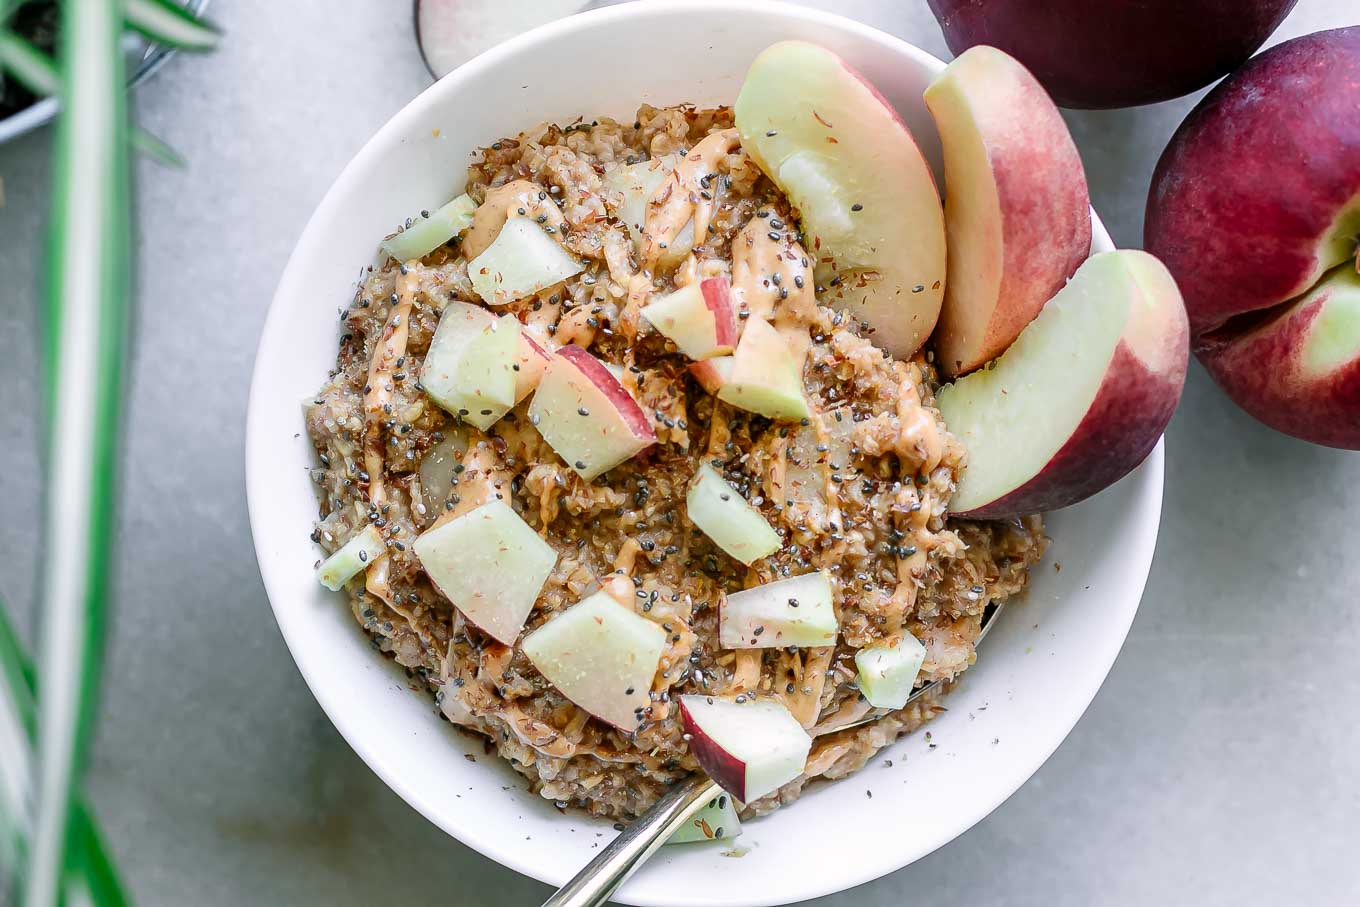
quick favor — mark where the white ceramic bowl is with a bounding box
[246,3,1162,904]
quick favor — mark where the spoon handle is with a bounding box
[539,774,723,907]
[542,601,1009,905]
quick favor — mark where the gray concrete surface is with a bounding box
[1,1,1357,904]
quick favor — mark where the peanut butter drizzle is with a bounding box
[472,642,577,758]
[639,128,739,269]
[604,540,693,729]
[602,225,637,288]
[619,130,741,340]
[553,304,598,348]
[650,603,697,730]
[894,362,944,473]
[812,415,847,559]
[445,625,596,762]
[768,434,790,512]
[803,733,858,777]
[674,255,698,289]
[704,400,734,461]
[704,256,731,284]
[810,696,875,737]
[620,129,745,338]
[674,252,729,290]
[563,706,591,742]
[728,649,762,693]
[885,482,932,627]
[731,214,815,322]
[612,538,642,579]
[878,365,947,627]
[426,441,513,534]
[444,501,660,759]
[462,179,565,260]
[619,272,652,341]
[361,267,420,608]
[731,212,816,377]
[779,646,835,728]
[601,572,635,607]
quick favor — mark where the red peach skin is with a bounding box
[927,0,1298,109]
[1145,27,1360,449]
[1198,268,1360,450]
[1145,27,1360,339]
[940,251,1188,518]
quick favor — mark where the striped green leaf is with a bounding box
[0,601,36,733]
[125,0,218,51]
[1,601,129,907]
[64,802,130,907]
[0,601,37,881]
[131,124,185,168]
[24,0,131,905]
[0,29,184,166]
[0,30,61,95]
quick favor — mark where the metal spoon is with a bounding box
[540,602,1007,907]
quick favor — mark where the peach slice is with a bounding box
[468,217,583,306]
[521,591,667,731]
[1199,266,1360,449]
[528,345,658,481]
[718,571,837,649]
[513,325,553,403]
[854,635,927,710]
[420,302,521,431]
[667,795,741,845]
[735,40,947,360]
[678,696,811,803]
[641,277,738,360]
[686,463,781,565]
[924,45,1091,377]
[381,193,477,263]
[688,356,732,396]
[938,250,1188,517]
[417,427,470,508]
[413,499,558,645]
[715,317,810,421]
[316,525,386,592]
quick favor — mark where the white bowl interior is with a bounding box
[247,3,1162,905]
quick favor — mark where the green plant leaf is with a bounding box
[24,0,131,904]
[131,124,184,168]
[125,0,219,51]
[0,600,37,884]
[1,600,129,907]
[0,30,61,95]
[0,600,36,725]
[0,29,185,167]
[64,802,131,907]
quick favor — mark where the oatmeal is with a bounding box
[305,103,1046,821]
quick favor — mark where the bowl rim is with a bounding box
[246,2,1162,903]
